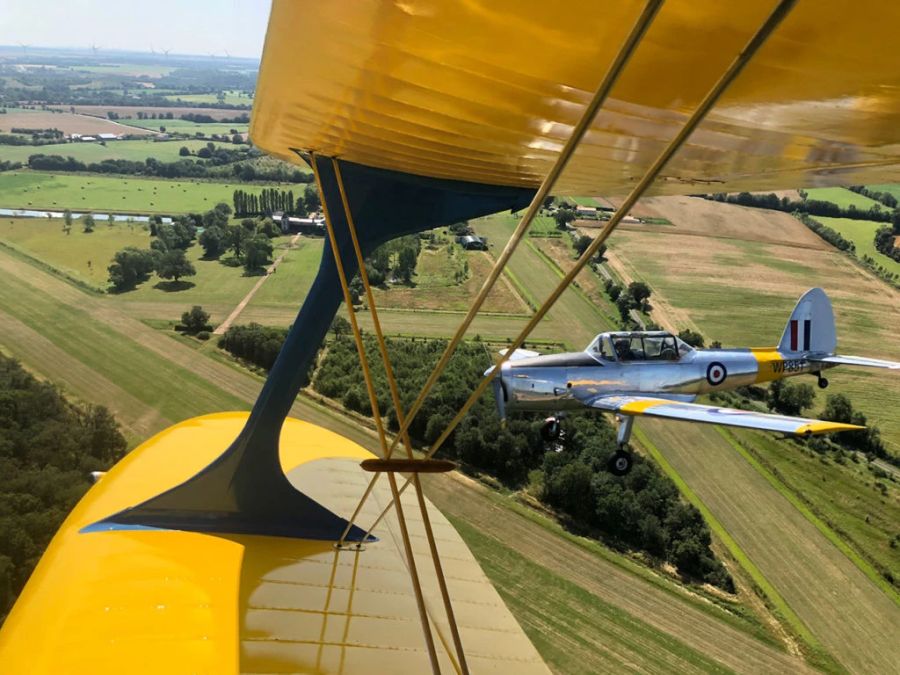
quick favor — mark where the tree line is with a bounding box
[25,148,311,184]
[233,186,319,216]
[0,355,127,622]
[107,203,277,292]
[218,326,733,590]
[704,191,894,223]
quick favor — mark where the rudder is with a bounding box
[777,288,836,354]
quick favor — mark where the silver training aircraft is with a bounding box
[489,288,899,475]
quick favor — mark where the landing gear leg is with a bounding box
[609,415,635,476]
[817,373,829,389]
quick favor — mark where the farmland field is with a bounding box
[604,204,900,445]
[69,105,250,120]
[866,183,900,201]
[803,187,885,210]
[815,215,900,276]
[642,421,899,675]
[371,245,530,314]
[0,109,155,136]
[0,139,217,163]
[0,244,807,674]
[121,118,249,136]
[0,217,149,288]
[472,213,612,349]
[0,171,285,214]
[165,91,253,106]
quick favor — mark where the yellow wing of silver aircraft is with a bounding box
[492,288,900,475]
[3,1,900,673]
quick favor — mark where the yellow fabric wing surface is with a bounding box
[0,414,548,674]
[252,0,900,195]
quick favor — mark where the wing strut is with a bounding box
[359,0,799,540]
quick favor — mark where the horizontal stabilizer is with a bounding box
[810,355,900,370]
[499,348,541,361]
[590,395,864,436]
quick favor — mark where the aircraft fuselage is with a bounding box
[496,347,829,415]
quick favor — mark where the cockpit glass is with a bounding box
[676,337,694,357]
[608,333,683,361]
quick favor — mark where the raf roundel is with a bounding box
[706,362,728,386]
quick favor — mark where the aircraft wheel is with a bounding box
[608,450,633,476]
[817,377,829,389]
[541,417,561,442]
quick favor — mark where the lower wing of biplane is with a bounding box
[590,395,864,437]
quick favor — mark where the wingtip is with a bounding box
[797,421,866,435]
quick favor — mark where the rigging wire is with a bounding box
[331,158,468,674]
[361,0,798,539]
[312,153,442,673]
[336,0,664,553]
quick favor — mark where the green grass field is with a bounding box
[815,215,900,276]
[121,118,249,136]
[0,264,246,442]
[449,517,731,674]
[0,217,149,288]
[0,171,284,214]
[863,184,900,201]
[639,420,898,674]
[803,187,885,210]
[472,213,612,349]
[0,139,217,163]
[165,90,253,106]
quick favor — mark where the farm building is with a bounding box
[280,214,325,235]
[457,234,488,250]
[575,205,600,220]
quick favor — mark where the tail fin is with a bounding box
[777,288,836,354]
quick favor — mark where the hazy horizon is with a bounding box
[0,0,271,60]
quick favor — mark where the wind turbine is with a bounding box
[90,43,100,56]
[18,43,29,56]
[162,48,171,58]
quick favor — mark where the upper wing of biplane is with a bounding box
[4,1,900,674]
[252,0,900,196]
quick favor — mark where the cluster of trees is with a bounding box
[9,127,64,140]
[135,111,175,120]
[228,161,312,184]
[219,323,288,371]
[0,160,22,173]
[573,233,607,261]
[554,207,577,230]
[766,382,890,462]
[603,279,652,323]
[0,133,62,146]
[180,112,249,124]
[178,306,212,339]
[705,191,893,224]
[848,185,899,210]
[874,227,900,262]
[0,355,127,621]
[359,235,421,288]
[233,187,311,216]
[197,204,276,274]
[541,416,734,590]
[309,334,734,589]
[108,215,197,291]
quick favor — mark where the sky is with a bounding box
[0,0,271,59]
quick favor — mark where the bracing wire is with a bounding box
[361,0,798,539]
[312,154,442,673]
[331,159,468,673]
[337,0,664,548]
